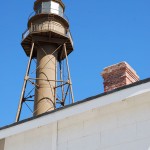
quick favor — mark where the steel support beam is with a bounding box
[63,43,74,103]
[15,42,35,122]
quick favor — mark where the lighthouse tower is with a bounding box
[16,0,74,122]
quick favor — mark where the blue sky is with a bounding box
[0,0,150,127]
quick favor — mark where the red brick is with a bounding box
[101,62,140,92]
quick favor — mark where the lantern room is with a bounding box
[34,0,65,17]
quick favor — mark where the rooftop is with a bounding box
[0,77,150,139]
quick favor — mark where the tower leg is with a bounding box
[59,61,64,103]
[64,43,74,103]
[15,42,35,122]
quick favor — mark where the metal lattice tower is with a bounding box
[16,0,74,122]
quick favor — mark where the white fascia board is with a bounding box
[0,81,150,139]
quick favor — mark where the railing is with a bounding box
[67,30,74,47]
[22,29,30,40]
[22,23,73,47]
[28,8,69,22]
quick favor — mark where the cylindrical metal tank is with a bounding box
[34,44,58,116]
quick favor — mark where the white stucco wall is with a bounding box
[57,91,150,150]
[1,82,150,150]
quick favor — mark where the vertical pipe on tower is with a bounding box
[34,44,58,116]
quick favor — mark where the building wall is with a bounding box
[57,91,150,150]
[2,91,150,150]
[0,139,5,150]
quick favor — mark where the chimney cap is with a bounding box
[101,61,139,78]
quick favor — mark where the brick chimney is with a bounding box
[101,62,140,92]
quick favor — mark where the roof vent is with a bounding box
[101,62,140,92]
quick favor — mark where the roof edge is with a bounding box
[0,77,150,131]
